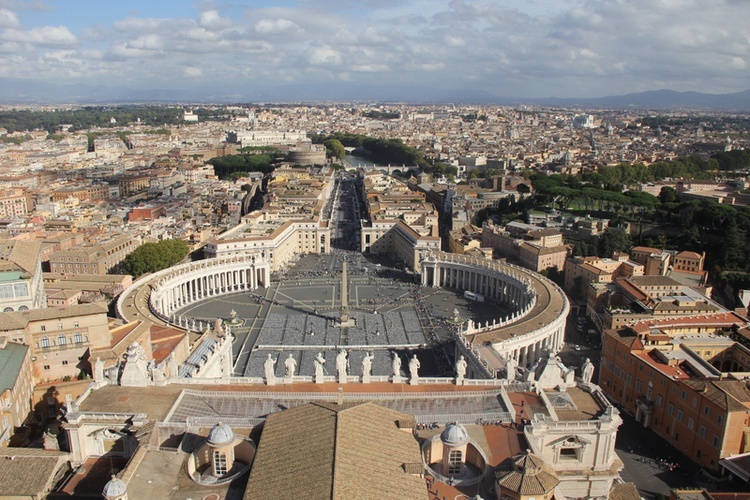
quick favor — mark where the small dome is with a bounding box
[207,422,235,446]
[440,423,470,447]
[102,475,127,498]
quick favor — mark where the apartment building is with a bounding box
[0,336,33,446]
[600,312,750,472]
[0,188,30,219]
[48,233,141,275]
[0,302,111,383]
[0,239,46,312]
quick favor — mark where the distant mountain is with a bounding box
[0,77,749,110]
[527,89,750,111]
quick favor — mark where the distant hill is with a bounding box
[0,77,749,110]
[527,89,750,111]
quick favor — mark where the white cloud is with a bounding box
[183,66,203,77]
[0,8,19,28]
[0,25,77,47]
[2,0,750,98]
[254,18,299,35]
[198,9,232,30]
[308,46,342,66]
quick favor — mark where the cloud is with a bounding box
[0,8,19,28]
[0,25,77,47]
[254,18,299,35]
[1,0,750,98]
[198,9,232,30]
[183,66,203,77]
[308,46,342,66]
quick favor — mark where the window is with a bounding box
[718,415,723,425]
[40,325,46,332]
[43,365,50,370]
[676,409,684,422]
[448,450,463,474]
[213,450,227,475]
[57,323,63,330]
[688,418,695,430]
[713,436,720,447]
[703,406,710,417]
[692,397,698,408]
[560,448,578,461]
[657,395,663,406]
[698,426,706,438]
[58,335,66,346]
[667,403,674,415]
[74,333,82,344]
[41,337,49,348]
[681,391,687,401]
[74,321,79,328]
[62,360,68,366]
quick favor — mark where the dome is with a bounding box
[102,475,127,498]
[207,422,235,446]
[440,422,470,447]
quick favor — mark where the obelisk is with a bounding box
[340,260,349,324]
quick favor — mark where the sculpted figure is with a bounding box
[455,355,468,379]
[284,354,297,378]
[264,353,277,384]
[409,354,421,380]
[581,357,595,384]
[392,352,402,378]
[362,352,374,379]
[506,356,518,382]
[336,349,348,380]
[315,352,326,382]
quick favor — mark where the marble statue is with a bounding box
[392,352,402,379]
[94,357,105,382]
[336,349,348,382]
[314,352,326,383]
[284,354,297,378]
[455,355,468,380]
[581,357,595,384]
[264,353,277,385]
[506,356,518,382]
[409,354,421,384]
[362,352,374,382]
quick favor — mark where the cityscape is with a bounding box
[0,2,750,500]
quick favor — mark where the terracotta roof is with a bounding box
[609,482,643,500]
[244,402,427,500]
[0,447,70,496]
[495,451,559,495]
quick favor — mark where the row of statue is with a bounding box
[263,349,428,384]
[263,349,596,387]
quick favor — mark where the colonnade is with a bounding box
[422,257,533,310]
[154,265,268,316]
[422,252,568,372]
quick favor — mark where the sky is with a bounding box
[0,0,748,99]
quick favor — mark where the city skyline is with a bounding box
[1,0,749,102]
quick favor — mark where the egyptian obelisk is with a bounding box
[340,260,349,324]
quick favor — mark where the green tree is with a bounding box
[323,139,346,160]
[658,186,678,204]
[120,239,189,277]
[598,227,632,258]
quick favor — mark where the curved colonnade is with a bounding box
[421,253,569,375]
[116,251,568,382]
[116,255,271,330]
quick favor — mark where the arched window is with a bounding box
[41,337,49,348]
[74,333,82,344]
[3,307,13,312]
[18,305,28,311]
[448,450,462,475]
[58,334,66,346]
[213,450,227,475]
